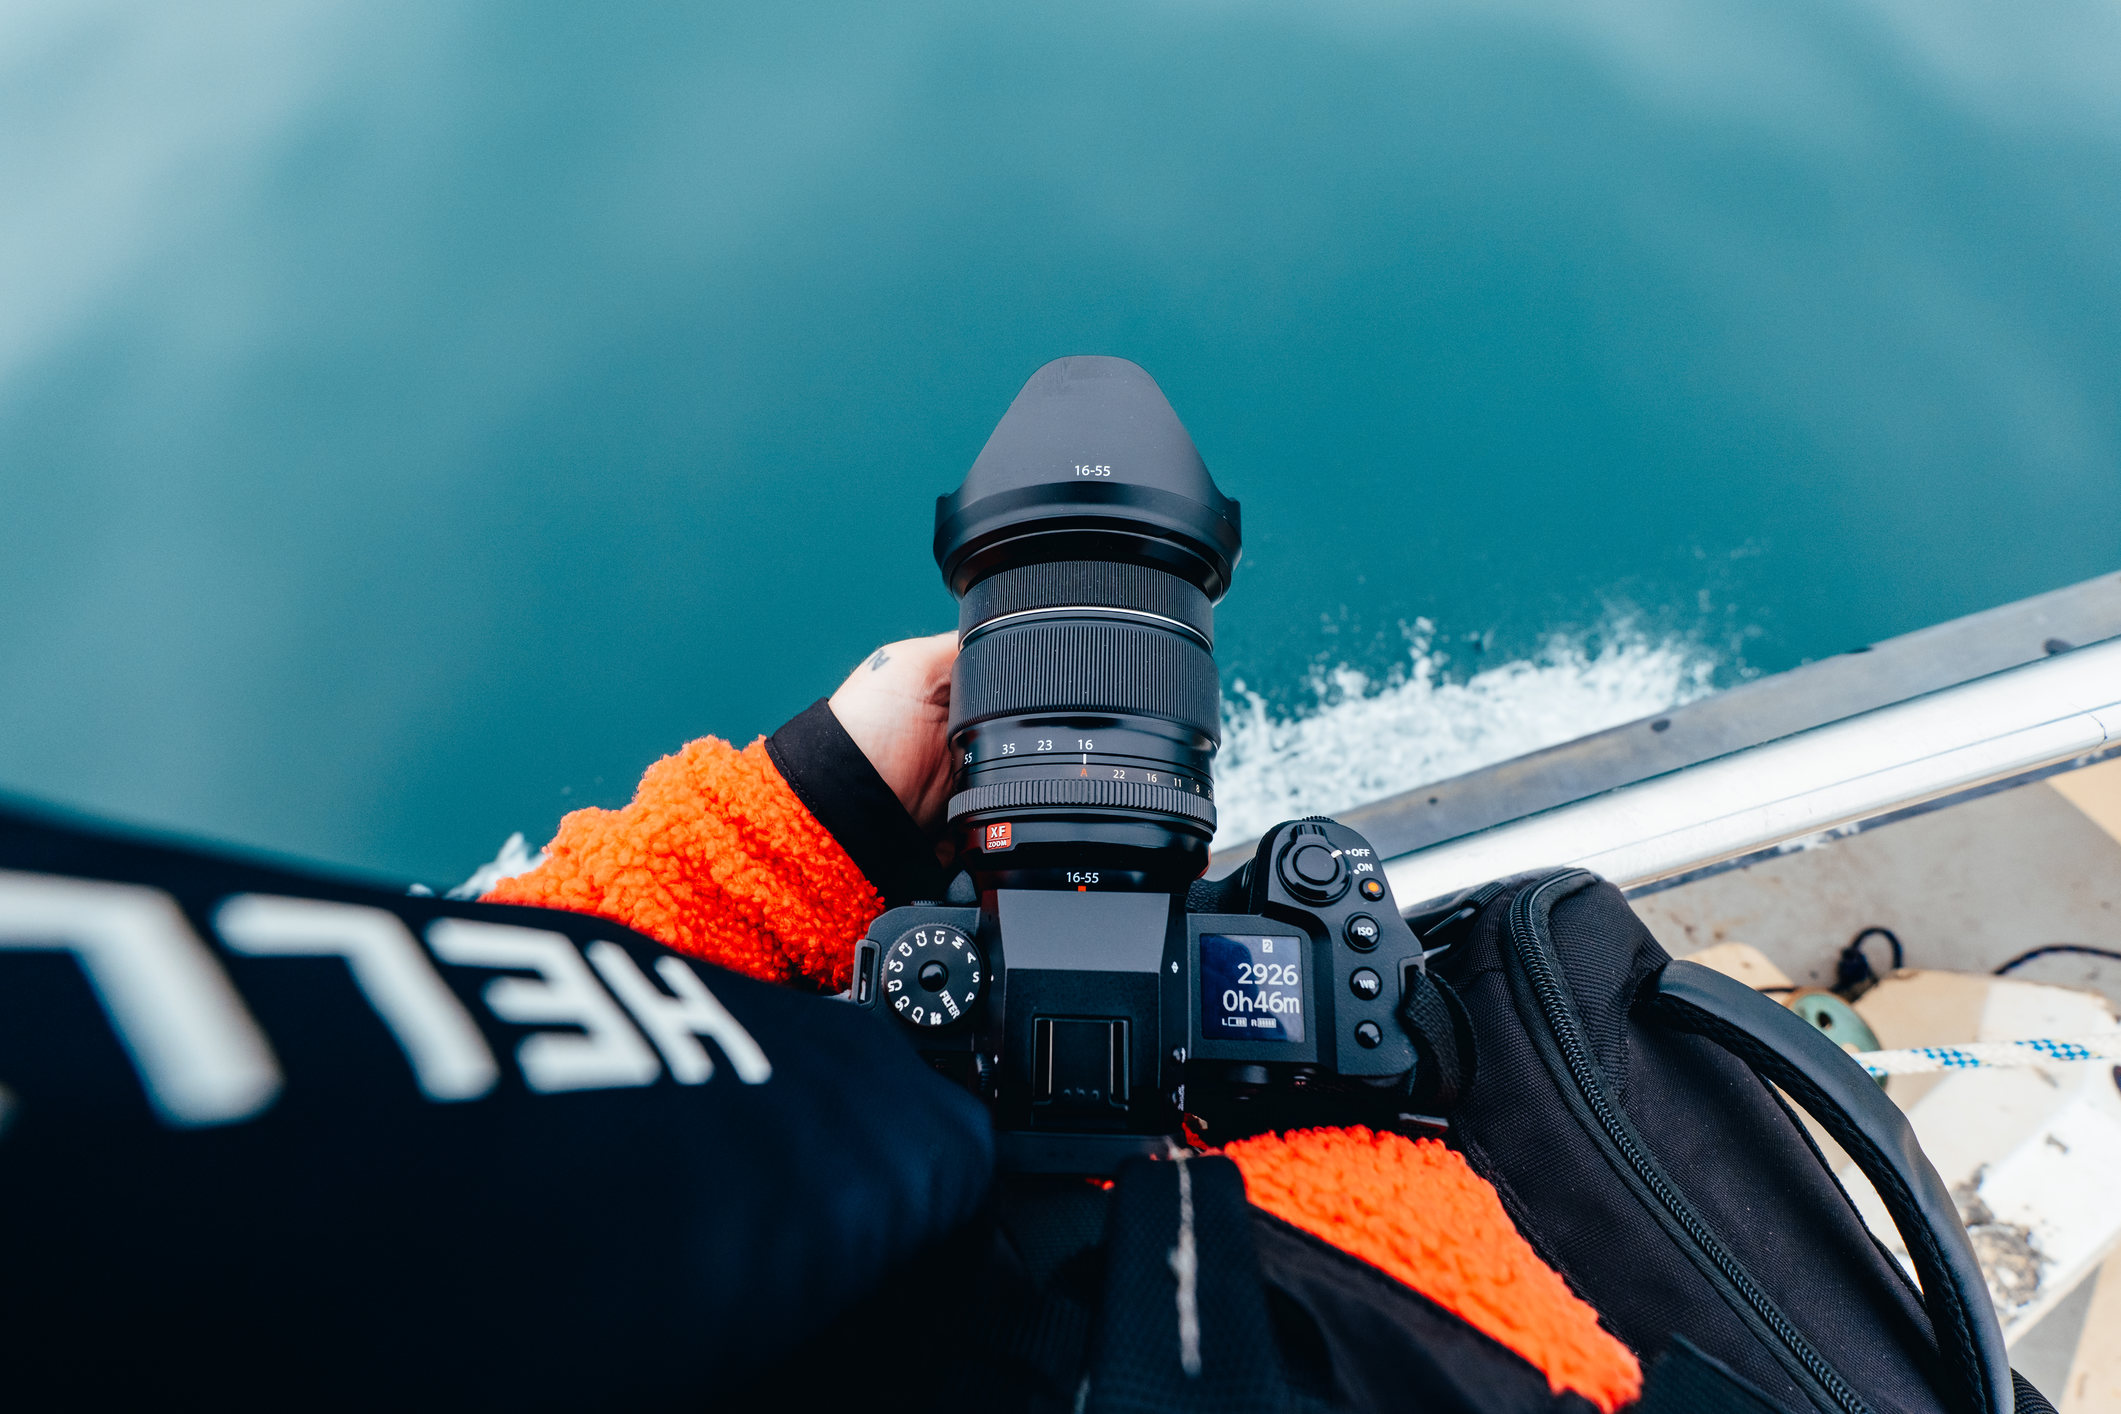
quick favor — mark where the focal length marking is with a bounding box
[959,736,1214,797]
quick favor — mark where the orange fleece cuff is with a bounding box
[1226,1127,1642,1412]
[483,736,882,991]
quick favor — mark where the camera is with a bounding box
[850,357,1456,1173]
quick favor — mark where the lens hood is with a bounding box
[934,356,1242,599]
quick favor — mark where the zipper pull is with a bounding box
[1416,880,1507,956]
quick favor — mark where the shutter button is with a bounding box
[1278,834,1349,904]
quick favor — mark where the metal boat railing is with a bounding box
[1381,636,2121,908]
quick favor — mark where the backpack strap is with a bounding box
[1646,960,2014,1414]
[1638,1334,1807,1414]
[1085,1153,1291,1414]
[1400,967,1477,1111]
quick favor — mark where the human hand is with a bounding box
[829,631,959,834]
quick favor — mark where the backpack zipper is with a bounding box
[1503,870,1872,1414]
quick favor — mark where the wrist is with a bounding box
[765,700,950,907]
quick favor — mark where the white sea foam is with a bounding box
[1210,620,1720,849]
[447,830,548,900]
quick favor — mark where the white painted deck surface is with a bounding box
[1648,758,2121,1404]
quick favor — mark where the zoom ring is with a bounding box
[949,620,1221,739]
[948,775,1218,827]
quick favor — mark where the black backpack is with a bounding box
[1423,868,2040,1414]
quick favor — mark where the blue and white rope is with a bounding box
[1850,1036,2121,1078]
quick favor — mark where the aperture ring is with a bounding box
[948,775,1217,827]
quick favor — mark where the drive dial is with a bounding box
[882,924,986,1029]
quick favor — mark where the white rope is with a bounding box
[1851,1036,2121,1077]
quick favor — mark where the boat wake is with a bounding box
[1210,619,1719,850]
[452,617,1721,892]
[446,831,547,900]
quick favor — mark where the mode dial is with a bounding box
[881,924,985,1029]
[1277,825,1349,905]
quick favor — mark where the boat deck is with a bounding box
[1634,759,2121,1008]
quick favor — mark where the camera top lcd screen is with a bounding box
[1199,933,1306,1043]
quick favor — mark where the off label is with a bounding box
[985,822,1013,852]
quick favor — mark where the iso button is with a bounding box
[1343,914,1380,951]
[883,925,985,1029]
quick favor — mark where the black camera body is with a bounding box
[853,355,1452,1172]
[851,817,1439,1172]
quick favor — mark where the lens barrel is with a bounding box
[936,358,1240,888]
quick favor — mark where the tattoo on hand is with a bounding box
[867,650,890,672]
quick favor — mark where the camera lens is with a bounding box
[934,357,1241,888]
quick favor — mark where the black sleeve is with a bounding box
[766,698,951,906]
[0,800,995,1407]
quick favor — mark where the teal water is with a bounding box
[3,1,2118,886]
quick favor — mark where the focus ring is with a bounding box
[948,775,1217,826]
[959,561,1212,645]
[950,620,1220,739]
